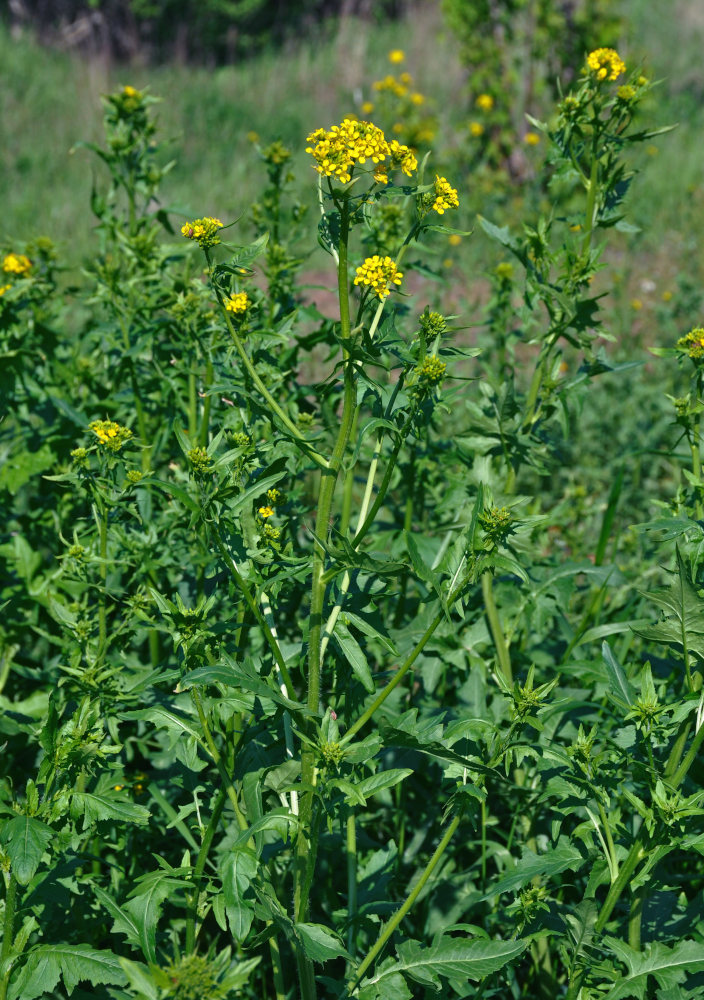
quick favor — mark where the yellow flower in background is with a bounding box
[388,49,405,64]
[431,175,459,215]
[476,93,494,111]
[123,85,139,97]
[630,298,643,311]
[226,291,249,314]
[586,47,626,81]
[524,131,540,145]
[3,253,31,275]
[469,122,484,137]
[247,130,259,143]
[411,92,425,105]
[354,255,403,299]
[361,101,375,114]
[448,234,462,246]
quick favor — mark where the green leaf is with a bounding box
[361,937,526,991]
[604,938,704,999]
[602,641,635,709]
[117,958,159,1000]
[633,548,704,660]
[7,945,126,1000]
[221,848,258,942]
[334,622,375,693]
[1,815,53,885]
[184,657,306,714]
[71,792,150,829]
[486,838,585,897]
[93,886,142,952]
[295,922,351,963]
[124,870,192,963]
[356,768,413,800]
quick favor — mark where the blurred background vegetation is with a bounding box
[2,0,703,306]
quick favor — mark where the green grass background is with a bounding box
[2,0,703,296]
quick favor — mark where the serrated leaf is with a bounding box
[7,945,126,1000]
[1,815,53,885]
[295,922,350,963]
[124,872,191,963]
[356,768,413,799]
[117,958,159,1000]
[633,548,704,660]
[604,938,704,999]
[72,792,150,829]
[93,886,142,951]
[361,937,526,991]
[486,837,585,897]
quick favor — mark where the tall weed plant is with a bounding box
[2,43,704,1000]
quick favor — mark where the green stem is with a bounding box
[294,196,357,1000]
[268,929,286,1000]
[582,149,600,257]
[347,812,462,995]
[1,872,17,962]
[628,885,644,951]
[596,799,619,879]
[97,499,108,656]
[482,572,513,685]
[199,358,214,448]
[190,689,248,833]
[185,787,226,952]
[211,268,327,471]
[343,571,472,743]
[188,368,198,439]
[346,807,358,962]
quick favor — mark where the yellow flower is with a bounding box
[361,101,375,114]
[469,121,484,137]
[677,328,704,360]
[3,253,31,275]
[416,354,447,386]
[389,139,417,176]
[630,298,643,311]
[524,131,540,145]
[306,117,392,183]
[226,291,249,314]
[399,72,412,85]
[247,130,260,143]
[123,85,139,97]
[89,419,133,451]
[617,84,636,102]
[586,47,626,81]
[662,290,673,302]
[411,92,425,105]
[181,217,224,249]
[258,505,275,518]
[391,122,404,134]
[431,175,459,215]
[354,255,403,299]
[448,234,462,246]
[388,49,405,64]
[475,93,494,111]
[0,284,10,296]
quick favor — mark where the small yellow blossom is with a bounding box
[524,131,540,146]
[361,101,375,114]
[181,217,224,249]
[247,131,259,143]
[389,139,417,176]
[354,255,403,299]
[258,505,275,518]
[399,72,412,85]
[391,122,404,134]
[388,49,405,64]
[89,420,133,451]
[586,47,626,81]
[476,93,494,111]
[431,175,460,215]
[630,298,643,311]
[677,328,704,360]
[3,253,31,275]
[374,164,389,185]
[495,262,514,280]
[448,234,462,246]
[267,488,286,506]
[411,92,425,105]
[126,469,144,484]
[226,291,249,314]
[416,354,447,386]
[469,121,484,137]
[617,84,636,102]
[264,524,281,541]
[662,290,673,302]
[0,284,10,296]
[123,85,139,97]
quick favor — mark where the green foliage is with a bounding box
[3,33,704,1000]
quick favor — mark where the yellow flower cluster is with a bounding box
[475,93,494,111]
[432,176,460,215]
[677,328,704,360]
[89,419,133,451]
[225,291,249,314]
[586,48,626,81]
[258,505,275,519]
[305,118,417,184]
[416,354,447,386]
[3,253,31,275]
[181,217,224,249]
[373,73,411,98]
[354,256,403,299]
[469,122,484,138]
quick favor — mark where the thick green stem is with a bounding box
[268,929,286,1000]
[1,872,17,961]
[346,807,358,962]
[185,788,226,952]
[628,885,644,951]
[199,358,214,448]
[347,812,462,995]
[482,572,513,685]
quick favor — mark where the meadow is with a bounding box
[3,2,704,998]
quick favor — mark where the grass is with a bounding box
[2,2,703,293]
